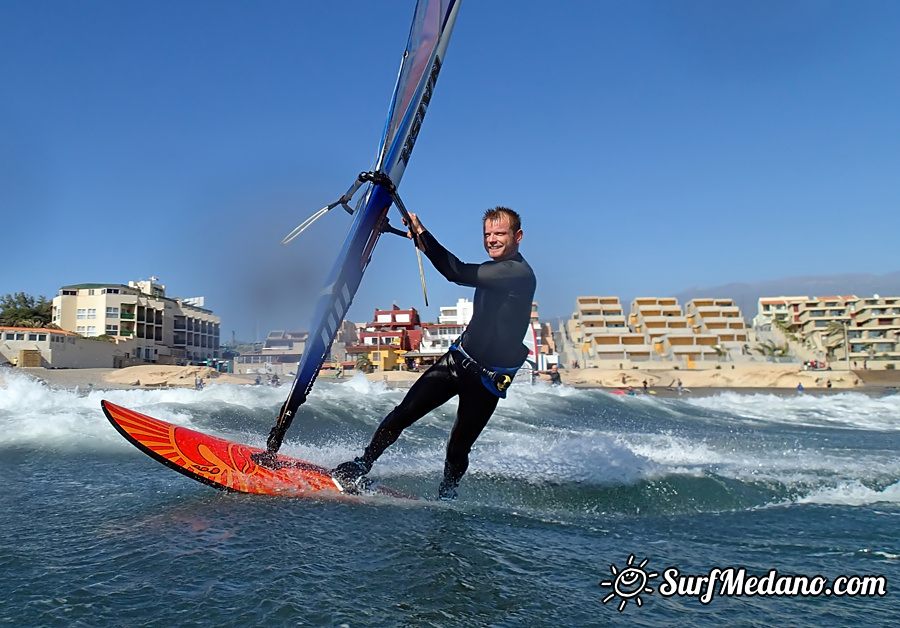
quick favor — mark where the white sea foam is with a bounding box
[472,429,666,485]
[685,390,900,431]
[0,370,271,450]
[793,480,900,506]
[331,371,393,397]
[4,369,899,506]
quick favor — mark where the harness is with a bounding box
[450,339,519,398]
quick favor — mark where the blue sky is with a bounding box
[3,1,898,341]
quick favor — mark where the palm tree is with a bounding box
[16,319,44,328]
[753,340,791,360]
[824,321,846,359]
[355,354,373,374]
[753,340,774,358]
[771,315,799,341]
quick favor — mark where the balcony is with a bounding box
[120,313,135,320]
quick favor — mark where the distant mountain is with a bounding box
[673,272,900,316]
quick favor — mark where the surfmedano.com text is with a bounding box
[659,566,887,604]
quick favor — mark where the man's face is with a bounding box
[483,216,523,261]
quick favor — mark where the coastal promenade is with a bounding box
[6,363,898,396]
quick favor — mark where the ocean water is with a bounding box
[2,370,898,627]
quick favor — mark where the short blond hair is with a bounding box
[483,206,521,232]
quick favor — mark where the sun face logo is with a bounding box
[599,554,658,612]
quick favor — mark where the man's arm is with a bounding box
[404,213,526,289]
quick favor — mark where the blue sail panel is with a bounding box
[268,0,461,449]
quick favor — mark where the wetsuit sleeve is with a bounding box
[419,231,520,289]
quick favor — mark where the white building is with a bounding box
[439,298,474,325]
[52,279,220,365]
[1,326,136,368]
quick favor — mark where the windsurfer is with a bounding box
[537,364,561,386]
[333,207,536,499]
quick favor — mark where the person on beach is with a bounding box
[333,207,536,500]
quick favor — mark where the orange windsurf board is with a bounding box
[101,400,408,499]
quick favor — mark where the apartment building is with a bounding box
[762,295,900,366]
[752,296,809,329]
[684,298,750,345]
[793,296,855,337]
[438,298,474,325]
[51,279,220,365]
[565,295,754,366]
[233,330,306,375]
[412,323,465,363]
[630,297,719,363]
[847,296,900,362]
[345,305,423,371]
[574,297,648,362]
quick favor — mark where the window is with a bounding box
[102,288,120,294]
[77,309,86,319]
[88,289,95,295]
[15,333,24,340]
[38,334,46,341]
[106,324,118,335]
[106,307,119,318]
[61,289,77,296]
[4,333,13,340]
[87,309,96,319]
[87,326,97,336]
[28,334,37,341]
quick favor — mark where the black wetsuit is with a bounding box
[548,370,562,386]
[355,230,536,495]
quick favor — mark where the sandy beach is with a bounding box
[6,363,897,397]
[3,365,254,391]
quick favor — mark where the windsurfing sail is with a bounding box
[259,0,461,458]
[521,321,539,380]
